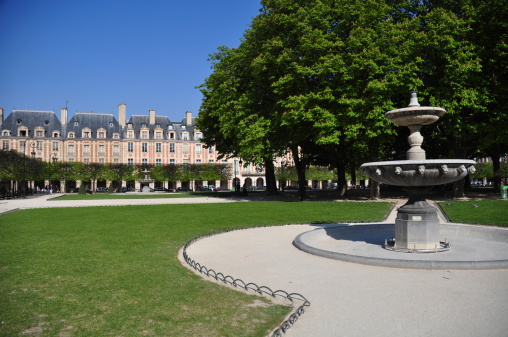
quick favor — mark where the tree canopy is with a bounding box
[198,0,508,199]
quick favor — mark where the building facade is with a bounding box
[0,104,266,191]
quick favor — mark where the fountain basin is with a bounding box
[361,159,476,187]
[385,106,446,126]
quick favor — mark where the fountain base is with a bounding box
[388,187,449,252]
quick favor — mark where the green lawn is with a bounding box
[439,200,508,227]
[53,192,211,200]
[0,201,391,337]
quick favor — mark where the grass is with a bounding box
[0,201,391,337]
[439,200,508,227]
[53,193,208,200]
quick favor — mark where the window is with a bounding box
[127,130,134,138]
[169,132,175,139]
[52,142,59,151]
[128,159,134,165]
[98,145,105,156]
[128,142,133,152]
[141,123,146,128]
[209,146,214,154]
[169,143,175,153]
[155,131,162,139]
[141,131,148,139]
[195,133,202,141]
[84,158,89,163]
[2,131,9,136]
[156,143,162,153]
[37,141,43,151]
[196,144,202,154]
[99,158,105,163]
[113,145,119,156]
[83,145,90,155]
[156,159,161,166]
[182,133,188,140]
[82,130,91,138]
[68,145,75,156]
[53,132,59,137]
[168,125,173,130]
[142,143,148,153]
[169,159,175,164]
[36,130,43,137]
[209,160,214,163]
[68,132,75,138]
[114,158,119,163]
[181,125,186,130]
[2,140,9,150]
[113,133,120,139]
[110,122,114,127]
[74,121,79,126]
[69,158,74,162]
[196,159,201,164]
[98,131,106,138]
[142,158,148,165]
[183,143,189,154]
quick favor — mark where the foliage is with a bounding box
[198,0,508,199]
[470,162,508,179]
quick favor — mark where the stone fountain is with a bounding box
[360,92,476,252]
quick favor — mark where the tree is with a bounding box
[105,163,134,192]
[78,162,105,193]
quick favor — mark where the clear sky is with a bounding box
[0,0,261,122]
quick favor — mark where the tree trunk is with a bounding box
[491,154,501,192]
[453,178,465,198]
[291,147,307,201]
[264,159,278,195]
[369,180,380,199]
[336,162,347,196]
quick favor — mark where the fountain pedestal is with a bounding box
[393,187,440,250]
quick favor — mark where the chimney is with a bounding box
[0,107,3,126]
[149,109,156,125]
[185,111,193,126]
[60,107,68,125]
[118,103,126,128]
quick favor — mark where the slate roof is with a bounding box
[67,112,121,139]
[1,110,62,138]
[125,115,195,140]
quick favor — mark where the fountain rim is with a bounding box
[385,106,446,118]
[360,159,476,168]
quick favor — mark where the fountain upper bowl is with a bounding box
[385,106,446,126]
[360,159,476,187]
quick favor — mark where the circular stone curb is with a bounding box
[293,224,508,270]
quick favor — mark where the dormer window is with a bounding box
[182,132,188,140]
[110,122,114,127]
[17,119,22,124]
[36,130,44,137]
[53,132,59,137]
[155,124,161,128]
[168,125,173,130]
[44,120,49,125]
[68,132,75,138]
[141,123,147,128]
[181,125,186,130]
[74,121,79,126]
[127,123,133,128]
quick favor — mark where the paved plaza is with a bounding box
[1,193,507,336]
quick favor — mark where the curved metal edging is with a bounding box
[181,226,311,337]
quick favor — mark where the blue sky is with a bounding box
[0,0,261,121]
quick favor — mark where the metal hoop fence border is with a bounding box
[182,226,311,337]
